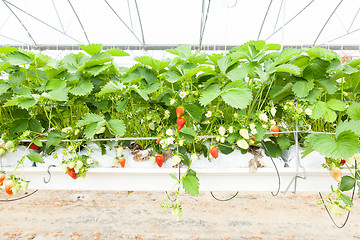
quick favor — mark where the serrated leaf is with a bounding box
[46,131,62,148]
[17,96,37,109]
[340,193,353,206]
[217,55,232,73]
[28,118,42,133]
[108,119,126,136]
[46,79,66,90]
[199,84,221,106]
[274,64,301,75]
[0,46,17,54]
[5,52,33,65]
[98,81,125,96]
[3,96,19,107]
[116,98,129,112]
[309,101,327,120]
[218,142,234,155]
[27,152,44,163]
[42,87,69,102]
[326,99,346,111]
[311,131,359,159]
[347,103,360,121]
[277,135,291,150]
[0,83,11,95]
[340,176,356,191]
[263,141,282,158]
[270,82,293,99]
[292,80,314,98]
[274,48,302,65]
[324,109,337,123]
[182,169,199,196]
[179,127,196,143]
[305,47,338,61]
[303,59,329,80]
[76,113,104,127]
[302,88,322,104]
[86,64,110,76]
[79,43,103,55]
[142,82,160,94]
[105,48,129,56]
[134,56,169,73]
[315,79,337,94]
[166,71,181,83]
[10,119,28,133]
[226,67,248,81]
[84,121,105,139]
[185,103,202,123]
[221,81,252,109]
[70,81,94,96]
[254,67,267,81]
[336,120,360,137]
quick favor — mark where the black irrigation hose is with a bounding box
[0,189,38,202]
[318,160,357,228]
[165,162,181,202]
[210,141,282,202]
[43,165,56,184]
[261,141,281,196]
[210,191,239,201]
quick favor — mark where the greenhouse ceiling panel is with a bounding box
[0,0,360,50]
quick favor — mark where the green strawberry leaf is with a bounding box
[340,193,353,206]
[221,81,252,109]
[5,52,33,65]
[27,152,44,163]
[199,84,221,106]
[79,43,103,55]
[46,131,62,148]
[69,81,94,96]
[310,131,359,160]
[292,80,314,98]
[105,48,129,57]
[185,103,202,123]
[182,169,199,196]
[326,99,346,111]
[309,101,327,120]
[107,119,126,136]
[340,176,356,191]
[347,103,360,121]
[336,120,360,137]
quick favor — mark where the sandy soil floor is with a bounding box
[0,190,359,240]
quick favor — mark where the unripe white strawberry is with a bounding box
[96,126,106,134]
[68,162,76,169]
[190,154,199,164]
[117,147,124,157]
[171,155,181,166]
[75,161,83,169]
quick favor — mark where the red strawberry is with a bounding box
[67,168,77,180]
[156,134,163,144]
[155,155,164,168]
[176,106,184,118]
[339,159,346,166]
[0,173,5,186]
[5,180,14,196]
[118,157,126,168]
[270,125,279,137]
[29,143,40,150]
[177,117,186,131]
[209,146,218,159]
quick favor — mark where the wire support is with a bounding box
[261,141,281,196]
[66,0,90,44]
[318,160,357,228]
[210,191,239,201]
[0,189,38,202]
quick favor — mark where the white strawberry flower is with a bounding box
[190,154,199,164]
[305,108,312,115]
[218,126,226,136]
[220,137,226,143]
[166,129,174,136]
[171,155,182,166]
[251,128,258,135]
[170,98,176,105]
[179,91,187,99]
[165,110,170,118]
[216,136,220,142]
[87,158,93,165]
[259,113,268,122]
[269,120,276,126]
[228,126,234,133]
[237,139,249,149]
[205,111,212,118]
[262,124,268,129]
[178,139,184,146]
[61,127,73,134]
[270,107,276,117]
[239,129,250,139]
[249,123,256,130]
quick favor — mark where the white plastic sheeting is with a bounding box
[0,0,360,48]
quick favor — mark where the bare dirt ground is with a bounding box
[0,190,360,240]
